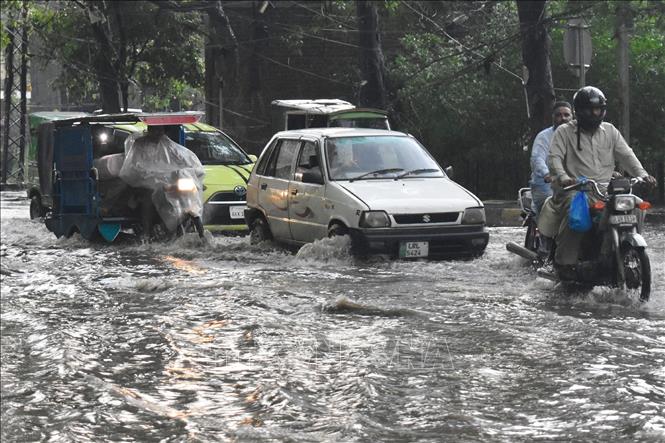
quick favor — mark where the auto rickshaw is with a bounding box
[39,112,206,242]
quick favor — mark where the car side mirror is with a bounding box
[249,154,258,162]
[301,168,324,185]
[444,165,454,180]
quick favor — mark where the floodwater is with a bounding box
[1,191,664,442]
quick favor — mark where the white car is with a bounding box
[244,128,489,258]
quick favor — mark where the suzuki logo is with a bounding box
[423,214,431,223]
[234,185,247,197]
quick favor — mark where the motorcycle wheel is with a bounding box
[30,196,44,219]
[621,247,651,301]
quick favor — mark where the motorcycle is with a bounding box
[506,187,542,263]
[507,176,653,301]
[120,129,207,242]
[145,168,205,240]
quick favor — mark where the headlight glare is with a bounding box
[176,178,197,192]
[614,196,635,211]
[462,207,486,224]
[359,211,391,228]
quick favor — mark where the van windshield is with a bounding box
[185,131,251,165]
[325,136,443,181]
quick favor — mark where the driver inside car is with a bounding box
[328,141,362,177]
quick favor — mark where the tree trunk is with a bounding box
[248,3,269,115]
[615,2,632,141]
[356,0,387,109]
[88,16,121,113]
[517,0,554,136]
[120,81,129,112]
[205,0,239,128]
[204,12,219,126]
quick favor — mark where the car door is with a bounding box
[257,138,300,241]
[288,139,328,243]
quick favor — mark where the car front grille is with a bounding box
[393,212,460,224]
[202,201,246,226]
[208,191,245,202]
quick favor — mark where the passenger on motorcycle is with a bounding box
[529,101,573,217]
[537,86,657,279]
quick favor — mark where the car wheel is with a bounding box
[30,196,44,219]
[327,222,349,237]
[250,217,272,245]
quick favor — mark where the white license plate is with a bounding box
[609,214,637,224]
[229,205,246,219]
[399,241,429,258]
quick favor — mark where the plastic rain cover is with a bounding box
[119,132,205,233]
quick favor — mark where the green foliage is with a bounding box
[30,0,203,111]
[386,1,529,198]
[0,0,23,51]
[548,0,665,175]
[383,0,663,198]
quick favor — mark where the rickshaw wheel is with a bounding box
[30,196,44,219]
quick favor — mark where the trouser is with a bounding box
[531,186,552,219]
[136,188,158,236]
[537,191,597,266]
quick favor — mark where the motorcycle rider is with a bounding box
[120,124,205,239]
[530,101,573,217]
[537,86,657,279]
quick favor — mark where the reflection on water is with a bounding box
[2,192,664,441]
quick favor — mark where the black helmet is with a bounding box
[573,86,607,130]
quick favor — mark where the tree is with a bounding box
[203,0,239,128]
[356,0,387,109]
[31,0,203,112]
[516,0,555,136]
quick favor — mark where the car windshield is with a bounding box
[184,131,251,165]
[325,135,443,181]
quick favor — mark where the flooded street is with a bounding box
[1,191,664,442]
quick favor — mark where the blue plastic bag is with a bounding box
[569,190,592,232]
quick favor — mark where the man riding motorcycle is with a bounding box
[119,125,205,240]
[537,86,657,280]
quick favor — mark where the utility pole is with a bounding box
[616,2,632,141]
[1,1,30,188]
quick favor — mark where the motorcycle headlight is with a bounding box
[462,207,486,224]
[176,178,197,192]
[359,211,391,228]
[614,195,635,211]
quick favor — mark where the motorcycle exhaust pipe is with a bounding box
[536,268,558,282]
[506,242,539,261]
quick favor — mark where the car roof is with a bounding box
[272,127,407,138]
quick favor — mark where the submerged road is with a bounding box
[1,191,664,442]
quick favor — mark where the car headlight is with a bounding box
[176,178,197,192]
[359,210,391,228]
[614,195,635,211]
[462,207,486,224]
